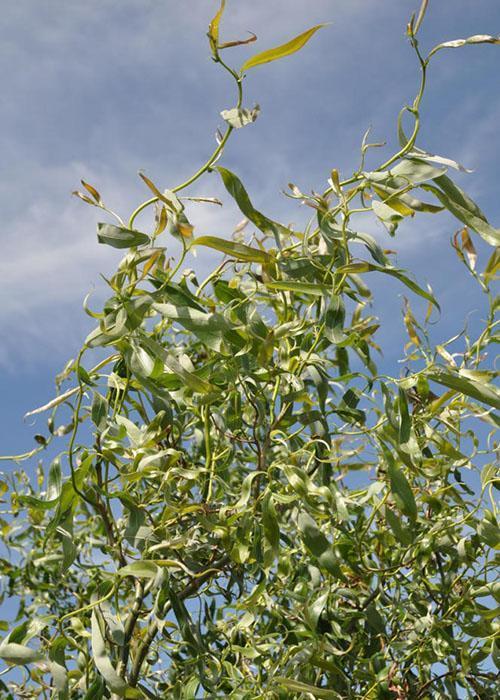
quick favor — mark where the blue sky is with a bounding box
[1,0,499,458]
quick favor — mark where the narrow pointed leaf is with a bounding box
[91,611,128,694]
[216,166,291,243]
[241,24,326,72]
[208,0,226,53]
[191,235,272,263]
[274,677,341,699]
[426,368,500,409]
[388,461,417,520]
[337,262,439,309]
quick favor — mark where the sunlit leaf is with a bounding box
[191,235,272,263]
[240,24,327,72]
[220,104,260,128]
[426,368,500,409]
[429,34,500,59]
[0,643,44,665]
[208,0,226,55]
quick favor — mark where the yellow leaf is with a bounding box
[208,0,226,54]
[240,24,327,73]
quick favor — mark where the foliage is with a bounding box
[1,2,499,698]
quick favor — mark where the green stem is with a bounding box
[128,56,242,230]
[323,41,427,199]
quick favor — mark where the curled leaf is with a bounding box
[219,32,257,49]
[97,223,150,249]
[453,227,477,270]
[91,611,128,694]
[220,104,260,128]
[429,34,500,58]
[138,173,183,213]
[81,180,102,204]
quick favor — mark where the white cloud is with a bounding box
[1,0,499,370]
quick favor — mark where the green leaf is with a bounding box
[167,583,203,653]
[373,183,444,214]
[0,643,44,665]
[97,223,150,249]
[59,514,77,572]
[337,262,439,310]
[140,336,215,394]
[298,512,341,576]
[262,493,280,560]
[216,166,290,244]
[117,561,160,579]
[398,388,421,463]
[265,280,329,296]
[385,507,413,545]
[240,24,327,72]
[129,343,156,378]
[388,460,417,521]
[91,392,108,431]
[477,519,500,548]
[91,610,128,694]
[274,677,340,699]
[233,472,265,510]
[305,591,328,630]
[426,368,500,409]
[49,638,69,700]
[191,235,272,263]
[364,158,447,187]
[298,512,330,557]
[153,302,242,352]
[423,176,500,246]
[47,457,62,501]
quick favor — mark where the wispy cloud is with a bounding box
[1,0,499,370]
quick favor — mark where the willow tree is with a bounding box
[1,2,499,698]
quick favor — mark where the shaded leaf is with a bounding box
[91,392,108,431]
[337,261,439,309]
[274,677,340,699]
[423,176,500,247]
[91,610,128,694]
[216,166,291,243]
[388,460,417,520]
[97,223,150,249]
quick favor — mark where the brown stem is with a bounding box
[128,555,230,687]
[116,580,145,678]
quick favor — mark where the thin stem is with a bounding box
[128,56,243,230]
[128,555,230,687]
